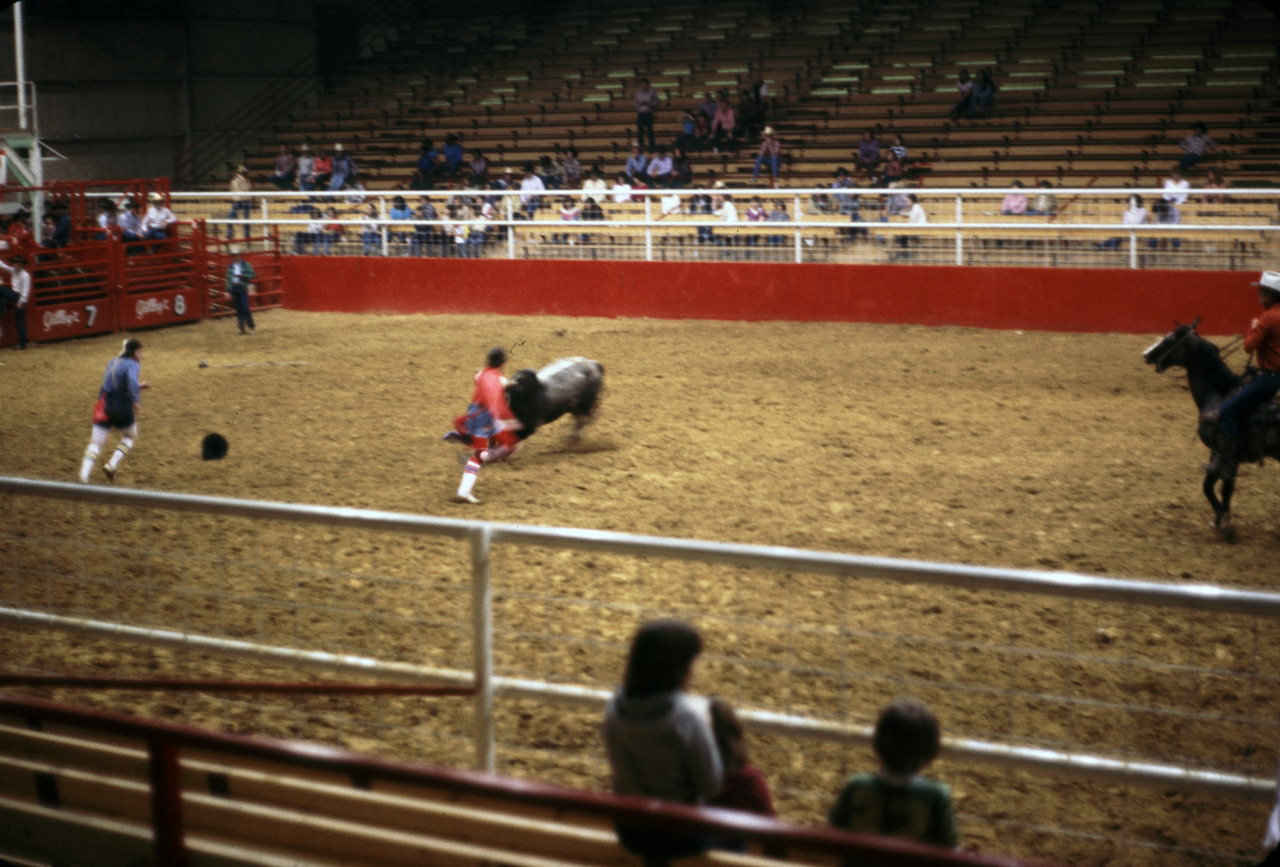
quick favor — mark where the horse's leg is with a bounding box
[1203,470,1226,526]
[1219,476,1237,540]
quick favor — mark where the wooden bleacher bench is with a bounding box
[2,704,1043,867]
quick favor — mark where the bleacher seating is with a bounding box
[0,694,1055,867]
[169,0,1280,265]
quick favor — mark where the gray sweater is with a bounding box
[603,689,723,805]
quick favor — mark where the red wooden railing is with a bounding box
[0,690,1061,867]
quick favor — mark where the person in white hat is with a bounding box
[752,126,782,186]
[1214,270,1280,480]
[226,165,253,240]
[140,191,177,248]
[329,143,358,192]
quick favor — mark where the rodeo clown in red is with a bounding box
[442,346,521,503]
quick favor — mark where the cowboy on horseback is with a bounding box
[1215,270,1280,481]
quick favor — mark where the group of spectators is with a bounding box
[604,619,956,863]
[266,141,361,193]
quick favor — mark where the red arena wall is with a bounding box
[281,259,1258,335]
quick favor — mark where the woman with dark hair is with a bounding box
[603,619,723,865]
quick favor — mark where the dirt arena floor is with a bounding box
[2,309,1279,866]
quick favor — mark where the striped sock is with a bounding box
[456,459,481,498]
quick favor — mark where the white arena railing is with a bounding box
[153,186,1280,271]
[2,476,1277,865]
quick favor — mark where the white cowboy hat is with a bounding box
[147,192,163,202]
[1250,270,1280,292]
[334,143,344,152]
[763,126,774,136]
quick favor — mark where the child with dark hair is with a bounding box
[603,619,723,865]
[708,698,774,816]
[828,698,957,850]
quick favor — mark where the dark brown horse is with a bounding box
[1144,319,1280,539]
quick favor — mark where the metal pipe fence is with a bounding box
[1,476,1277,865]
[141,186,1280,270]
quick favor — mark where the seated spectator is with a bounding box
[443,133,465,179]
[710,93,736,152]
[581,167,608,204]
[417,139,439,184]
[1001,180,1029,215]
[736,89,760,140]
[877,153,904,188]
[581,198,604,220]
[845,193,869,241]
[831,167,858,215]
[140,193,176,248]
[711,188,737,246]
[1096,194,1147,249]
[389,195,413,250]
[1178,122,1217,172]
[469,151,490,187]
[1203,167,1227,204]
[947,69,973,121]
[466,204,489,256]
[894,194,927,258]
[708,699,774,817]
[647,146,674,187]
[671,147,694,189]
[828,698,957,852]
[888,133,908,166]
[118,200,145,252]
[603,620,722,863]
[268,144,296,190]
[293,208,323,254]
[624,145,648,184]
[699,92,719,125]
[95,199,118,241]
[1161,168,1190,223]
[1026,180,1057,216]
[580,197,605,241]
[753,126,782,186]
[553,196,579,244]
[412,197,439,257]
[658,190,682,219]
[810,186,835,215]
[43,200,72,249]
[692,111,711,152]
[1149,199,1182,249]
[226,164,253,239]
[677,109,699,152]
[855,130,881,180]
[519,163,546,217]
[970,69,996,117]
[611,173,633,205]
[538,154,563,190]
[767,198,790,245]
[320,206,343,254]
[359,202,381,256]
[329,143,357,192]
[296,143,317,192]
[744,196,767,247]
[560,147,582,189]
[312,147,333,189]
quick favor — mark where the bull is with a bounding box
[505,357,604,441]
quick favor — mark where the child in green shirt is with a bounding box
[828,698,958,850]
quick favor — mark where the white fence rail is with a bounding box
[2,476,1278,864]
[153,186,1280,270]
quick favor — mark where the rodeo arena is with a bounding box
[5,2,1280,866]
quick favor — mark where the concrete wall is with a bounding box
[0,2,317,183]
